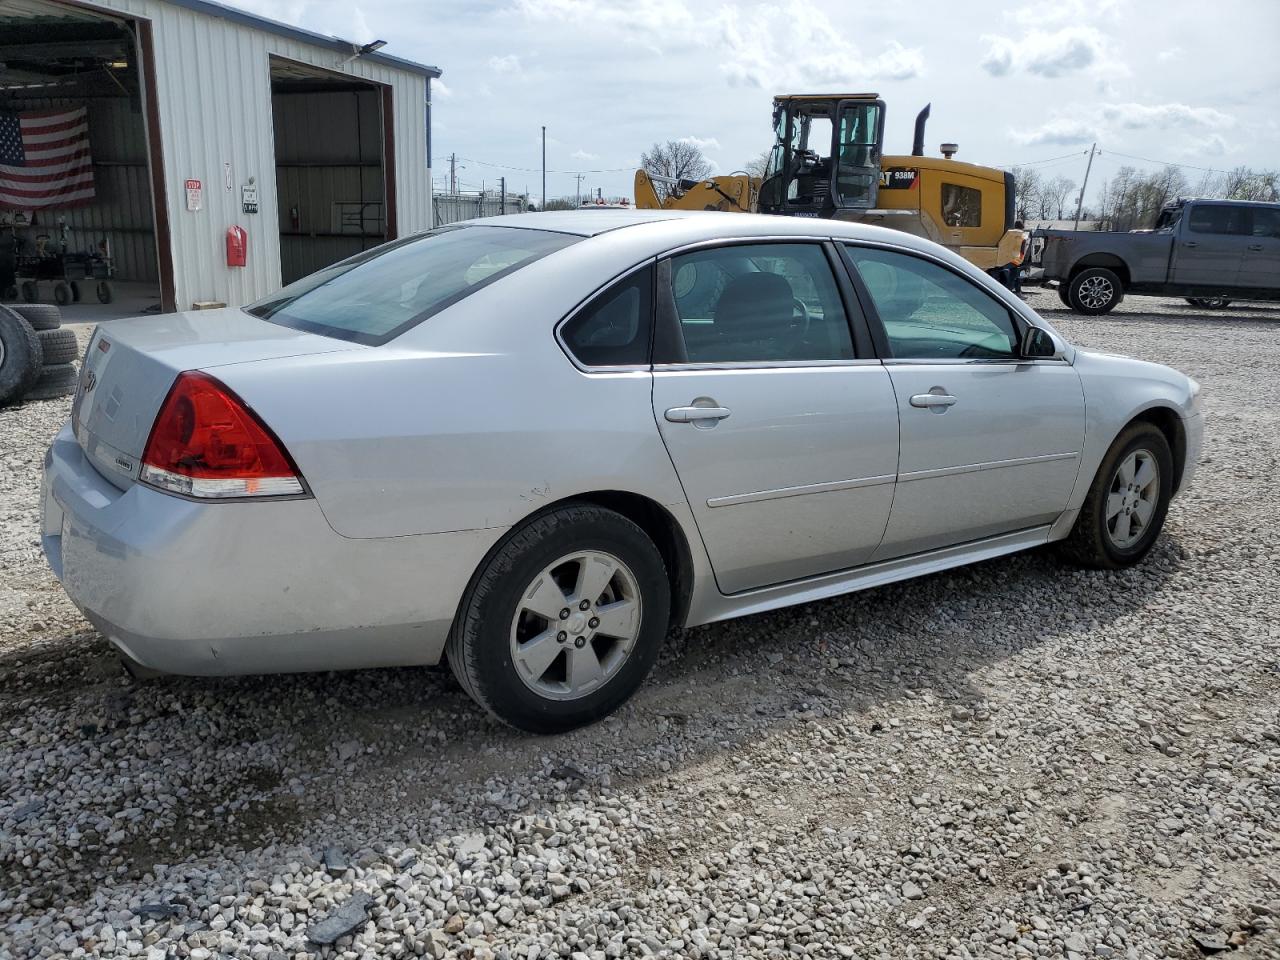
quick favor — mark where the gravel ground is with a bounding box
[1,295,1278,960]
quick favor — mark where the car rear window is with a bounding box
[247,226,580,345]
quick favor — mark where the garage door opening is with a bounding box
[270,57,395,286]
[0,0,162,319]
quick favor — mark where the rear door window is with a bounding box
[248,226,579,345]
[662,243,855,364]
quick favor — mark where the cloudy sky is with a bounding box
[241,0,1280,206]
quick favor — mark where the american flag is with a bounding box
[0,106,95,209]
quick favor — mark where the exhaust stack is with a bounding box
[911,104,931,157]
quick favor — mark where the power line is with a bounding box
[457,155,635,175]
[1094,149,1237,176]
[1003,149,1091,168]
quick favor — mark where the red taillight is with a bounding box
[140,371,305,499]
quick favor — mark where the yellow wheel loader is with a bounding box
[635,96,1026,275]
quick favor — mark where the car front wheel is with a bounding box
[1067,267,1123,315]
[1059,422,1173,569]
[447,504,671,733]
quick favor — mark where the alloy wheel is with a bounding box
[509,550,642,701]
[1077,275,1115,310]
[1105,449,1159,549]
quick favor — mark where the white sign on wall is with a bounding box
[185,179,202,212]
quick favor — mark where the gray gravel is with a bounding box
[2,296,1278,959]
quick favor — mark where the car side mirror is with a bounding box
[1021,326,1061,360]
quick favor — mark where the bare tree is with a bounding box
[743,149,772,180]
[641,140,712,201]
[1011,166,1042,222]
[1043,176,1076,220]
[542,197,580,211]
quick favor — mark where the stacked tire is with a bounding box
[0,304,80,406]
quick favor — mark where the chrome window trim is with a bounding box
[553,258,658,374]
[653,359,882,373]
[881,357,1068,367]
[898,451,1079,483]
[707,473,896,509]
[656,234,835,259]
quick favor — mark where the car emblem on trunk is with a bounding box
[81,369,97,394]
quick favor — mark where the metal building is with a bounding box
[0,0,438,313]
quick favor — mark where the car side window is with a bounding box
[663,243,854,364]
[1188,204,1248,235]
[1251,208,1280,239]
[560,265,653,367]
[845,245,1019,360]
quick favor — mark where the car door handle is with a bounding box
[909,393,957,409]
[1248,244,1264,251]
[665,404,732,423]
[1183,241,1198,248]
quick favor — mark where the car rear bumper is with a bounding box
[41,421,504,676]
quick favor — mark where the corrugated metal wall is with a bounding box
[273,89,385,284]
[4,95,157,281]
[83,0,432,310]
[433,192,529,226]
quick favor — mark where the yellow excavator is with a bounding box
[635,96,1026,275]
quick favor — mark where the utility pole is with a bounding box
[541,126,546,212]
[448,153,457,195]
[500,176,506,215]
[574,172,585,206]
[1073,142,1096,230]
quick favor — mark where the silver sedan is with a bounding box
[42,211,1203,733]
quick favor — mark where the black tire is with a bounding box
[70,281,82,303]
[1185,297,1204,307]
[0,307,44,406]
[2,285,16,301]
[38,327,79,365]
[447,504,671,734]
[24,362,78,401]
[53,282,71,307]
[1067,267,1123,315]
[8,303,61,331]
[1200,296,1231,309]
[1056,283,1071,307]
[97,281,113,305]
[1059,422,1173,569]
[21,281,37,303]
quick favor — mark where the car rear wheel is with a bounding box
[447,504,671,733]
[1067,267,1123,315]
[1059,422,1173,569]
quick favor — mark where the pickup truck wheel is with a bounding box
[1067,267,1123,315]
[1056,284,1071,307]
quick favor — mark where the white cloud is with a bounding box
[570,149,600,162]
[1013,100,1237,147]
[1011,118,1099,147]
[1100,102,1235,131]
[981,25,1108,78]
[1157,46,1182,62]
[431,79,453,100]
[717,0,923,88]
[488,54,522,74]
[515,0,694,37]
[677,135,720,151]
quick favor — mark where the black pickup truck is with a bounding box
[1035,198,1280,314]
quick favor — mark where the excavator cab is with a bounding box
[758,94,886,218]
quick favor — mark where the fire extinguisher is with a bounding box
[225,225,247,268]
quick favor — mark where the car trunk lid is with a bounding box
[74,307,363,490]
